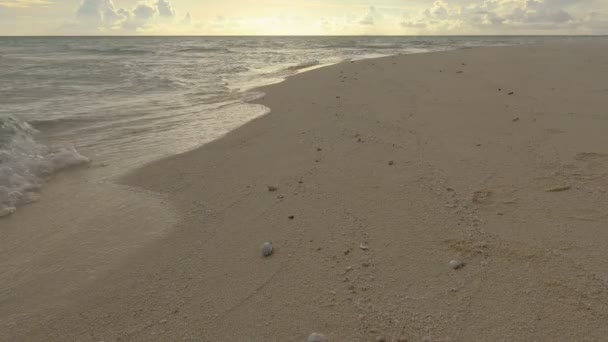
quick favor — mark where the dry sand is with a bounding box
[2,40,608,341]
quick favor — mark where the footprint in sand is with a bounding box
[571,152,608,183]
[575,152,608,162]
[545,128,564,135]
[472,188,518,206]
[534,168,574,193]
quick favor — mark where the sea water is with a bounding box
[0,36,587,215]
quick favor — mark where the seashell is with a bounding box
[449,259,465,270]
[262,242,273,257]
[307,333,326,342]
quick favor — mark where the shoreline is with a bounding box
[3,40,608,341]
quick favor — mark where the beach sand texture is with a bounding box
[2,41,608,341]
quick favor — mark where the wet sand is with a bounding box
[3,40,608,341]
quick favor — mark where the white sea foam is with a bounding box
[287,59,321,71]
[0,116,89,217]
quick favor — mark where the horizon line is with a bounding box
[1,34,607,38]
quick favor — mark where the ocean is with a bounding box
[0,36,589,215]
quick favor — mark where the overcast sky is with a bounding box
[1,0,607,35]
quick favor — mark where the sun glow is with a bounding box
[0,0,606,35]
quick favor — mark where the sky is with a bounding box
[0,0,607,35]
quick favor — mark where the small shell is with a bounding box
[546,185,571,192]
[262,242,273,257]
[359,242,369,251]
[307,333,326,342]
[449,259,465,270]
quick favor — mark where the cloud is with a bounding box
[70,0,184,33]
[0,0,51,8]
[359,6,380,26]
[157,0,175,18]
[182,12,191,25]
[400,21,427,29]
[74,0,128,30]
[511,0,573,23]
[133,3,155,20]
[425,0,450,19]
[51,0,607,35]
[398,0,599,34]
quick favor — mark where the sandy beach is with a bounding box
[3,40,608,341]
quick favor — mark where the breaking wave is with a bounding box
[287,60,321,71]
[0,116,89,217]
[176,47,233,53]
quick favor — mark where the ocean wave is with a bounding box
[241,91,266,103]
[176,47,232,53]
[356,44,404,49]
[286,60,320,71]
[216,66,250,74]
[76,47,153,56]
[0,116,89,217]
[28,117,89,131]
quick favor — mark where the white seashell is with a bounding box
[262,242,273,257]
[307,332,326,342]
[449,259,465,270]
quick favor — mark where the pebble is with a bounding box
[359,242,370,251]
[512,117,520,122]
[307,332,327,342]
[508,91,514,95]
[388,160,395,166]
[262,242,273,257]
[277,195,285,199]
[267,186,278,192]
[449,259,465,270]
[288,215,295,220]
